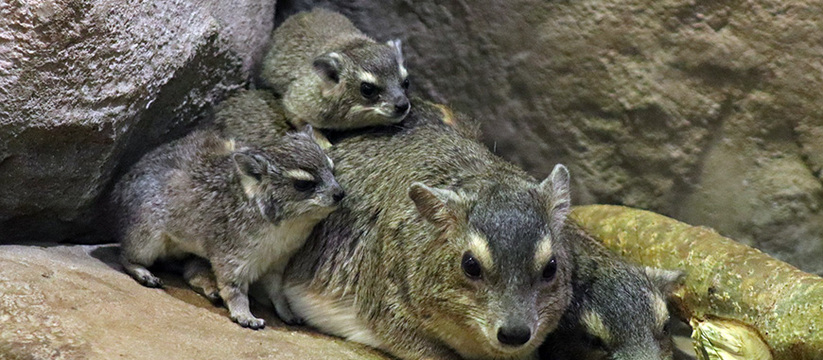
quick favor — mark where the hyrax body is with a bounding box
[261,8,410,130]
[539,224,682,360]
[245,99,574,360]
[110,128,343,329]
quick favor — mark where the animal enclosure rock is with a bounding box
[277,0,823,275]
[0,0,277,243]
[0,244,387,359]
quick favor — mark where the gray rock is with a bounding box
[0,0,277,243]
[275,1,823,275]
[0,243,388,359]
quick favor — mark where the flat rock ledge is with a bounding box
[0,244,388,360]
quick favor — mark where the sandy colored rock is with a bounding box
[0,0,276,243]
[275,1,823,275]
[0,244,388,360]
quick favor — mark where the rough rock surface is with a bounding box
[0,244,387,360]
[275,1,823,275]
[0,0,277,243]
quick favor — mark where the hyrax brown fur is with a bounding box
[110,127,343,329]
[539,223,682,360]
[211,98,570,360]
[261,8,411,130]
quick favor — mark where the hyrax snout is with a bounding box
[110,126,341,329]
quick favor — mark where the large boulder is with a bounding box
[0,244,387,359]
[275,1,823,275]
[0,0,277,243]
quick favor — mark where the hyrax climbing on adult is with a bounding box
[110,127,343,329]
[539,224,683,360]
[262,8,411,130]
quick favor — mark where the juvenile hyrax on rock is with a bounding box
[539,224,683,360]
[110,127,343,329]
[261,8,410,130]
[255,99,575,360]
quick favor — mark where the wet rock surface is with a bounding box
[0,244,387,360]
[275,0,823,275]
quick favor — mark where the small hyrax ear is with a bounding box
[644,267,685,295]
[387,39,404,64]
[232,152,265,182]
[540,164,571,225]
[312,52,343,83]
[409,182,462,228]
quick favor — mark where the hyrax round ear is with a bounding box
[539,164,571,228]
[232,152,265,182]
[643,267,685,295]
[387,39,404,64]
[312,52,343,83]
[408,182,463,229]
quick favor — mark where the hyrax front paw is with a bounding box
[137,274,163,288]
[232,314,265,330]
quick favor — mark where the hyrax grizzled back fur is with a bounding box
[110,128,343,329]
[539,223,682,360]
[261,8,410,130]
[245,99,575,360]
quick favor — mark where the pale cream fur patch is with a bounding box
[533,234,554,272]
[582,310,612,343]
[285,169,315,181]
[469,233,494,270]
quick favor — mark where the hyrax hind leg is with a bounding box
[258,265,303,325]
[119,231,165,288]
[183,257,221,304]
[212,263,264,329]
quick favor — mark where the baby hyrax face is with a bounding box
[408,164,573,359]
[234,127,344,223]
[575,267,682,360]
[312,40,410,129]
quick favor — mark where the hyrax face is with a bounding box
[409,165,573,359]
[572,267,681,360]
[311,39,410,129]
[233,127,344,223]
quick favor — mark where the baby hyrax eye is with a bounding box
[401,78,410,90]
[461,252,482,279]
[360,82,378,99]
[293,179,317,192]
[542,256,557,281]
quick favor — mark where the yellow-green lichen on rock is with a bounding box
[572,205,823,360]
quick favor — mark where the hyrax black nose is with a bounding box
[394,101,410,115]
[332,189,346,203]
[497,325,531,346]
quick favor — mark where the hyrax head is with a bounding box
[232,126,344,223]
[311,39,410,129]
[408,164,573,359]
[568,265,683,360]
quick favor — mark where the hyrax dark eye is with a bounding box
[401,78,410,90]
[542,256,557,281]
[360,82,378,98]
[293,180,317,192]
[461,252,482,279]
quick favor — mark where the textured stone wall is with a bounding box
[275,0,823,275]
[0,0,277,242]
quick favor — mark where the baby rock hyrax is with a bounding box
[110,127,343,329]
[539,224,683,360]
[262,8,411,130]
